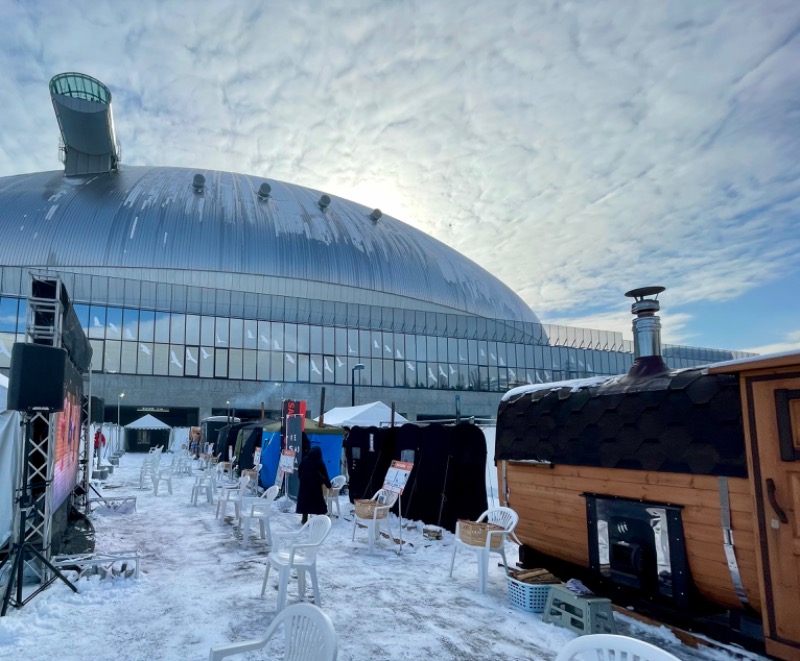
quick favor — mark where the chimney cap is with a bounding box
[625,286,665,300]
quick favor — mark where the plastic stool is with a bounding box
[542,584,617,635]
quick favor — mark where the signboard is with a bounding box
[279,449,296,474]
[383,460,413,494]
[285,414,303,458]
[281,399,307,433]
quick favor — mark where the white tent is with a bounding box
[0,372,8,412]
[0,373,21,547]
[316,401,409,428]
[125,414,171,430]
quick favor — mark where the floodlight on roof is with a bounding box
[370,208,382,222]
[192,173,206,193]
[318,194,331,211]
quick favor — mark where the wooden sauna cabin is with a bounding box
[495,287,800,660]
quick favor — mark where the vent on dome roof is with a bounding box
[257,182,271,200]
[370,208,382,222]
[192,173,206,193]
[318,194,331,211]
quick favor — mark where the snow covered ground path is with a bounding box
[0,453,766,661]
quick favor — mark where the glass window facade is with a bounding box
[0,270,751,391]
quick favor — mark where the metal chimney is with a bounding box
[625,286,665,358]
[623,286,668,379]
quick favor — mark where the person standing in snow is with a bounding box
[296,445,331,524]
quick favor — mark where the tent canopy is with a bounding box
[125,414,171,430]
[316,401,408,428]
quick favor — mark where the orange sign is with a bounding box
[383,460,413,494]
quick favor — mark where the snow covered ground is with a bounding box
[0,453,767,661]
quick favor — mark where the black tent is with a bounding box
[345,422,488,532]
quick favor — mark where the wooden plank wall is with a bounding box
[503,462,760,612]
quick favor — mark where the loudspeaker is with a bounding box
[90,395,104,423]
[7,343,67,412]
[81,395,105,424]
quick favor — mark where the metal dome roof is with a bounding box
[0,166,539,322]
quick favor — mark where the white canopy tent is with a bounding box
[0,373,21,547]
[316,401,409,428]
[124,414,171,452]
[125,414,171,430]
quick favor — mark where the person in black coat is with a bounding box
[296,445,331,524]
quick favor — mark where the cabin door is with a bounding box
[749,378,800,659]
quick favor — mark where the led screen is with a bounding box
[52,358,82,511]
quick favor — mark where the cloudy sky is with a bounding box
[1,0,799,354]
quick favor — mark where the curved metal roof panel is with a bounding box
[0,166,538,323]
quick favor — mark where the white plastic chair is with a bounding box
[351,489,398,553]
[239,485,279,545]
[208,602,337,661]
[556,634,682,661]
[152,468,173,495]
[240,463,262,493]
[449,506,519,593]
[324,475,347,518]
[139,449,162,488]
[215,475,251,519]
[190,473,216,505]
[261,515,332,612]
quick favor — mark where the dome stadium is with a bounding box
[0,73,743,425]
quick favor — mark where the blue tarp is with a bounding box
[260,431,282,488]
[260,431,344,494]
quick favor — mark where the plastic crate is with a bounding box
[507,577,554,613]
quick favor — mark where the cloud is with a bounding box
[0,1,798,350]
[743,330,800,355]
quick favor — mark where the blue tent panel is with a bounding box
[261,431,343,497]
[308,433,344,482]
[260,431,282,489]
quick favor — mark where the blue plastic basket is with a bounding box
[507,577,554,613]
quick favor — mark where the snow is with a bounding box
[0,454,767,661]
[501,375,619,402]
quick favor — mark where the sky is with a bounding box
[0,0,799,354]
[0,440,767,661]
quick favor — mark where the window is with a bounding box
[169,345,184,376]
[121,342,137,373]
[170,314,185,344]
[106,307,123,340]
[139,310,155,342]
[104,341,121,373]
[138,342,154,374]
[185,347,199,377]
[215,349,228,378]
[154,312,170,343]
[229,318,243,349]
[229,349,243,379]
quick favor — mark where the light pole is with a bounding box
[351,363,365,406]
[117,392,124,455]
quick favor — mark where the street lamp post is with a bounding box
[351,363,365,406]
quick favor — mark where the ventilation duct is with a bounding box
[257,182,271,200]
[318,194,331,211]
[49,72,120,177]
[370,208,382,222]
[192,173,206,193]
